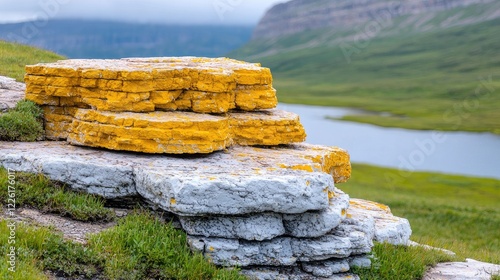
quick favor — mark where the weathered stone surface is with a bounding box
[0,142,137,198]
[408,240,456,256]
[230,109,306,146]
[0,141,348,214]
[423,258,500,280]
[349,198,412,245]
[283,190,350,238]
[188,217,373,266]
[240,266,360,280]
[178,187,348,240]
[301,259,350,277]
[348,255,372,269]
[25,57,277,113]
[0,76,25,112]
[67,109,231,154]
[137,169,333,216]
[179,213,285,241]
[42,106,78,140]
[277,143,351,184]
[292,223,373,262]
[43,107,306,153]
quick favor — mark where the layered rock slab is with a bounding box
[0,141,349,214]
[0,76,25,112]
[68,109,231,154]
[184,198,412,279]
[179,190,350,241]
[42,107,306,153]
[349,198,412,245]
[187,218,374,267]
[25,57,277,113]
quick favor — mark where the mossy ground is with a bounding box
[0,100,44,142]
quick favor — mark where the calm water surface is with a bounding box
[278,103,500,179]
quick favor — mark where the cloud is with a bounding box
[0,0,286,25]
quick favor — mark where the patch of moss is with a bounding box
[0,100,44,141]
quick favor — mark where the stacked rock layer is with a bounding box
[25,57,305,153]
[19,57,412,279]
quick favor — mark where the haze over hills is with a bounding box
[0,19,253,59]
[230,0,500,134]
[252,0,499,39]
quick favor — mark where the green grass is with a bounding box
[0,100,44,142]
[0,167,114,222]
[0,212,246,280]
[352,243,458,280]
[0,40,63,82]
[87,210,245,280]
[341,163,500,264]
[231,17,500,134]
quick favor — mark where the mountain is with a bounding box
[0,19,253,59]
[230,0,500,134]
[252,0,499,40]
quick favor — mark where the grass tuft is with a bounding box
[0,212,246,280]
[0,168,114,222]
[88,210,246,280]
[352,242,458,280]
[342,163,500,263]
[0,100,44,142]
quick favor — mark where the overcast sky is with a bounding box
[0,0,286,25]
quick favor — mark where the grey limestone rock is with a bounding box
[188,216,375,266]
[301,259,350,277]
[349,198,412,245]
[423,258,500,280]
[136,168,333,216]
[0,141,335,215]
[0,76,25,113]
[179,213,285,241]
[283,190,350,238]
[188,236,296,267]
[241,266,360,280]
[348,255,372,269]
[178,187,349,241]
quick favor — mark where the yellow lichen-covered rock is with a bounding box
[271,143,352,184]
[24,57,277,113]
[230,143,351,184]
[61,108,306,153]
[42,106,79,140]
[229,109,306,146]
[67,109,231,154]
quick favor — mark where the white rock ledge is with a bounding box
[0,141,336,215]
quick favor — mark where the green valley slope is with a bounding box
[230,2,500,134]
[0,40,63,81]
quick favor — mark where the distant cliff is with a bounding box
[253,0,497,39]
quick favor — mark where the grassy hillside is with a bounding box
[0,40,63,81]
[231,9,500,134]
[343,164,500,264]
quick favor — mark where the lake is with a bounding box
[278,103,500,179]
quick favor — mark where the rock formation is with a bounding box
[24,57,305,153]
[0,57,413,279]
[0,76,25,112]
